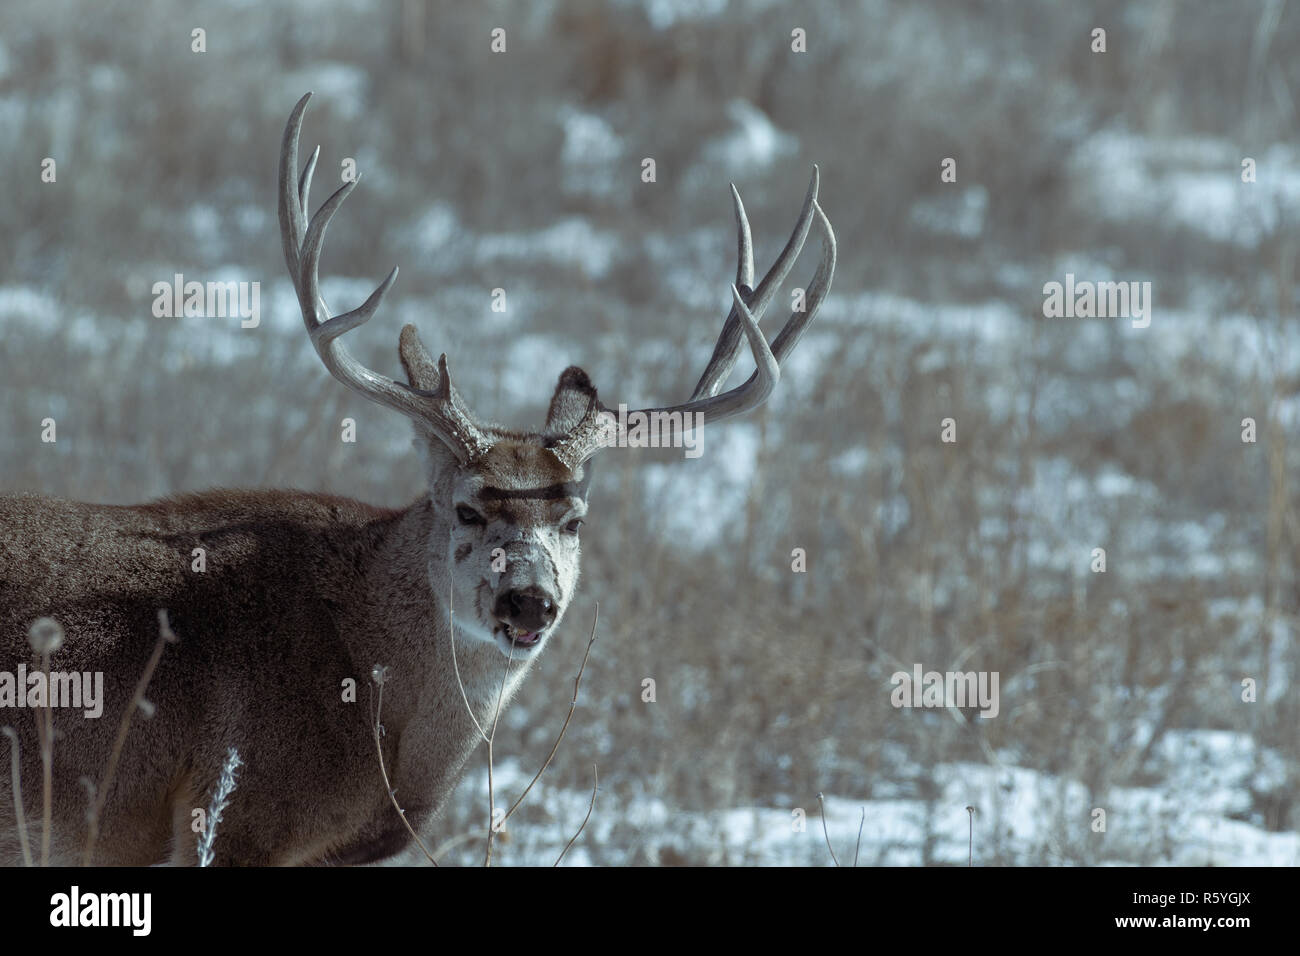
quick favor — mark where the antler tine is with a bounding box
[768,199,835,363]
[690,167,819,401]
[550,172,835,472]
[732,183,755,291]
[278,93,313,278]
[278,93,492,464]
[299,144,319,229]
[685,183,755,402]
[297,176,400,343]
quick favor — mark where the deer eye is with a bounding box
[563,518,584,535]
[456,505,486,527]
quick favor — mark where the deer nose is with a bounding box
[493,588,556,633]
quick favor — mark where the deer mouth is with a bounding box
[497,624,544,653]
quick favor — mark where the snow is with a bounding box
[701,100,799,175]
[559,107,625,200]
[909,185,989,239]
[475,218,620,281]
[624,0,731,31]
[430,730,1298,866]
[1070,130,1300,248]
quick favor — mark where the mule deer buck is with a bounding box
[0,93,835,865]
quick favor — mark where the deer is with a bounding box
[0,93,835,866]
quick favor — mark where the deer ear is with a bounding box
[398,324,440,390]
[545,366,598,433]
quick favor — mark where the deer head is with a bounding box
[278,92,835,663]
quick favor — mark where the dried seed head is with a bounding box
[137,698,156,719]
[28,618,64,655]
[371,664,390,686]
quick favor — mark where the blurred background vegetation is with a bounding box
[1,0,1297,864]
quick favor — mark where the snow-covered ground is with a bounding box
[427,729,1297,866]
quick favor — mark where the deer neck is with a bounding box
[352,497,534,760]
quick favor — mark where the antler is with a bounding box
[279,92,493,464]
[549,168,836,470]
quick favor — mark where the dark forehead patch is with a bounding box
[480,483,585,502]
[466,441,588,523]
